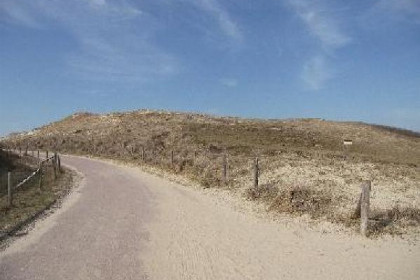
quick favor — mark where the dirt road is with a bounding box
[1,156,419,279]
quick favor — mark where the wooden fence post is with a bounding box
[222,154,228,184]
[254,157,259,188]
[37,150,40,158]
[142,147,145,161]
[354,181,372,218]
[38,163,43,190]
[19,147,22,156]
[53,153,57,180]
[171,150,174,167]
[8,172,13,207]
[25,146,28,156]
[58,155,61,173]
[360,181,371,237]
[46,150,49,159]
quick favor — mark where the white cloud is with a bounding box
[288,0,351,49]
[286,0,350,90]
[186,0,242,42]
[302,55,331,91]
[66,37,177,83]
[0,0,177,83]
[0,1,42,28]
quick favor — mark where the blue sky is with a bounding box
[1,0,419,136]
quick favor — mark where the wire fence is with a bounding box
[1,145,389,237]
[0,171,33,197]
[0,149,61,207]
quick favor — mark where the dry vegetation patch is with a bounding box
[2,110,419,237]
[268,185,333,219]
[0,150,75,238]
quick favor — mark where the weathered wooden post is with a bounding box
[8,172,13,207]
[19,147,22,156]
[25,146,28,156]
[254,157,259,189]
[142,146,145,161]
[171,150,174,168]
[343,139,353,160]
[53,153,57,180]
[58,155,61,173]
[46,150,49,159]
[194,150,197,163]
[37,150,40,158]
[38,162,43,190]
[222,154,228,185]
[354,181,371,217]
[360,181,371,237]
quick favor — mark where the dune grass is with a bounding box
[1,110,419,236]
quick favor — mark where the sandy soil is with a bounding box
[1,156,419,280]
[125,161,420,280]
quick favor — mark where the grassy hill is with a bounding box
[1,110,419,236]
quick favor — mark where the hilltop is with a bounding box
[1,110,419,236]
[3,110,419,164]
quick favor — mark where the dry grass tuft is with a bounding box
[246,184,278,200]
[268,185,332,219]
[246,184,333,219]
[369,207,420,236]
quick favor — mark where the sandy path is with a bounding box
[139,173,420,280]
[0,156,153,280]
[1,156,419,280]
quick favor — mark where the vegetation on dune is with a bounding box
[1,110,419,236]
[0,150,75,238]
